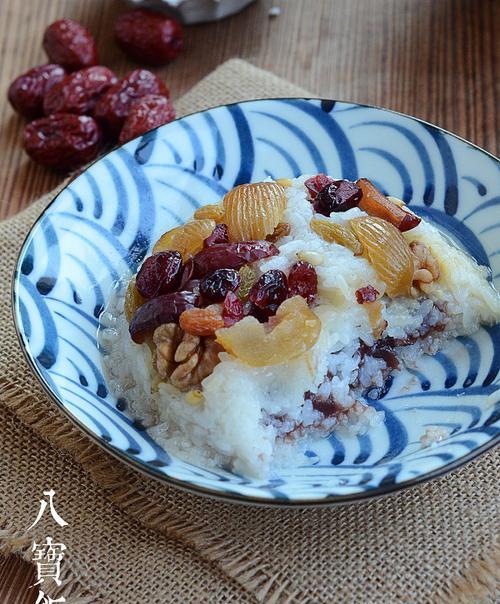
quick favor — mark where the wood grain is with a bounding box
[0,0,497,600]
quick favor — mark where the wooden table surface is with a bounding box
[0,0,497,600]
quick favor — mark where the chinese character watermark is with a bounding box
[27,490,68,603]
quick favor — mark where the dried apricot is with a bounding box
[194,204,225,221]
[350,216,414,297]
[310,219,363,255]
[222,182,286,241]
[153,219,216,260]
[215,296,321,367]
[179,307,225,336]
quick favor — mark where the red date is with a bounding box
[94,69,169,137]
[115,9,184,66]
[43,19,97,72]
[129,291,199,343]
[23,114,102,171]
[118,95,175,144]
[43,66,118,116]
[8,64,66,120]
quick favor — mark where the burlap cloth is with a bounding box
[0,59,498,604]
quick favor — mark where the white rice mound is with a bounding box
[99,176,500,478]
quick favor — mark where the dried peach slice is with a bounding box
[350,216,414,297]
[153,219,216,260]
[215,296,321,367]
[357,178,421,232]
[124,277,146,322]
[310,219,363,255]
[193,204,225,221]
[222,182,286,242]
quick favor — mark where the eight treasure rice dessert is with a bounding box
[100,174,500,477]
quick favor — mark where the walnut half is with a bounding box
[153,324,222,392]
[410,241,440,297]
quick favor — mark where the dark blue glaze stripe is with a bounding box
[256,137,301,176]
[103,158,128,236]
[423,124,459,215]
[328,434,345,465]
[203,112,226,176]
[85,172,103,219]
[228,104,254,185]
[458,336,480,387]
[179,120,205,172]
[359,147,413,200]
[434,352,458,388]
[482,324,500,386]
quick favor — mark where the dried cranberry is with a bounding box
[43,66,118,116]
[355,285,379,304]
[179,258,195,290]
[204,223,229,247]
[244,301,276,323]
[115,9,184,66]
[94,69,169,137]
[304,174,334,200]
[288,261,318,304]
[135,251,182,298]
[222,291,244,326]
[129,291,198,343]
[200,269,240,303]
[193,241,279,276]
[248,270,288,311]
[8,64,66,119]
[119,94,175,144]
[43,19,97,71]
[313,180,362,216]
[23,114,101,171]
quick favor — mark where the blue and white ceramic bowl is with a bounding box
[13,99,499,505]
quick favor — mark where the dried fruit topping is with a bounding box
[193,241,279,276]
[115,9,184,65]
[124,278,147,322]
[216,296,321,367]
[350,216,414,297]
[8,64,66,119]
[119,94,175,144]
[357,178,421,232]
[276,178,293,188]
[288,261,318,304]
[313,179,362,216]
[129,291,198,343]
[200,268,240,302]
[248,270,288,312]
[193,204,225,221]
[94,69,169,137]
[310,218,363,255]
[222,291,244,326]
[222,182,286,241]
[153,219,216,260]
[355,285,379,304]
[179,258,195,290]
[43,19,97,71]
[23,113,101,171]
[304,174,334,199]
[237,264,258,300]
[43,66,118,116]
[203,223,229,247]
[135,251,182,298]
[266,222,291,243]
[179,307,225,336]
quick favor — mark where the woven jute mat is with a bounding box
[0,59,498,604]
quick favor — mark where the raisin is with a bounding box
[248,270,288,312]
[179,258,195,290]
[313,180,362,215]
[43,66,117,116]
[8,64,66,119]
[304,174,334,200]
[23,113,102,171]
[204,223,229,247]
[288,261,318,304]
[135,251,182,298]
[115,9,184,66]
[200,269,240,303]
[94,69,169,137]
[266,222,291,243]
[43,19,97,72]
[118,94,175,144]
[355,284,379,304]
[193,241,279,276]
[129,291,198,343]
[179,307,224,336]
[222,291,244,326]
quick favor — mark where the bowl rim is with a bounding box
[11,97,500,507]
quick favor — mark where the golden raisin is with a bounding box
[310,218,363,255]
[193,204,225,221]
[153,219,216,260]
[179,307,225,336]
[124,278,146,322]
